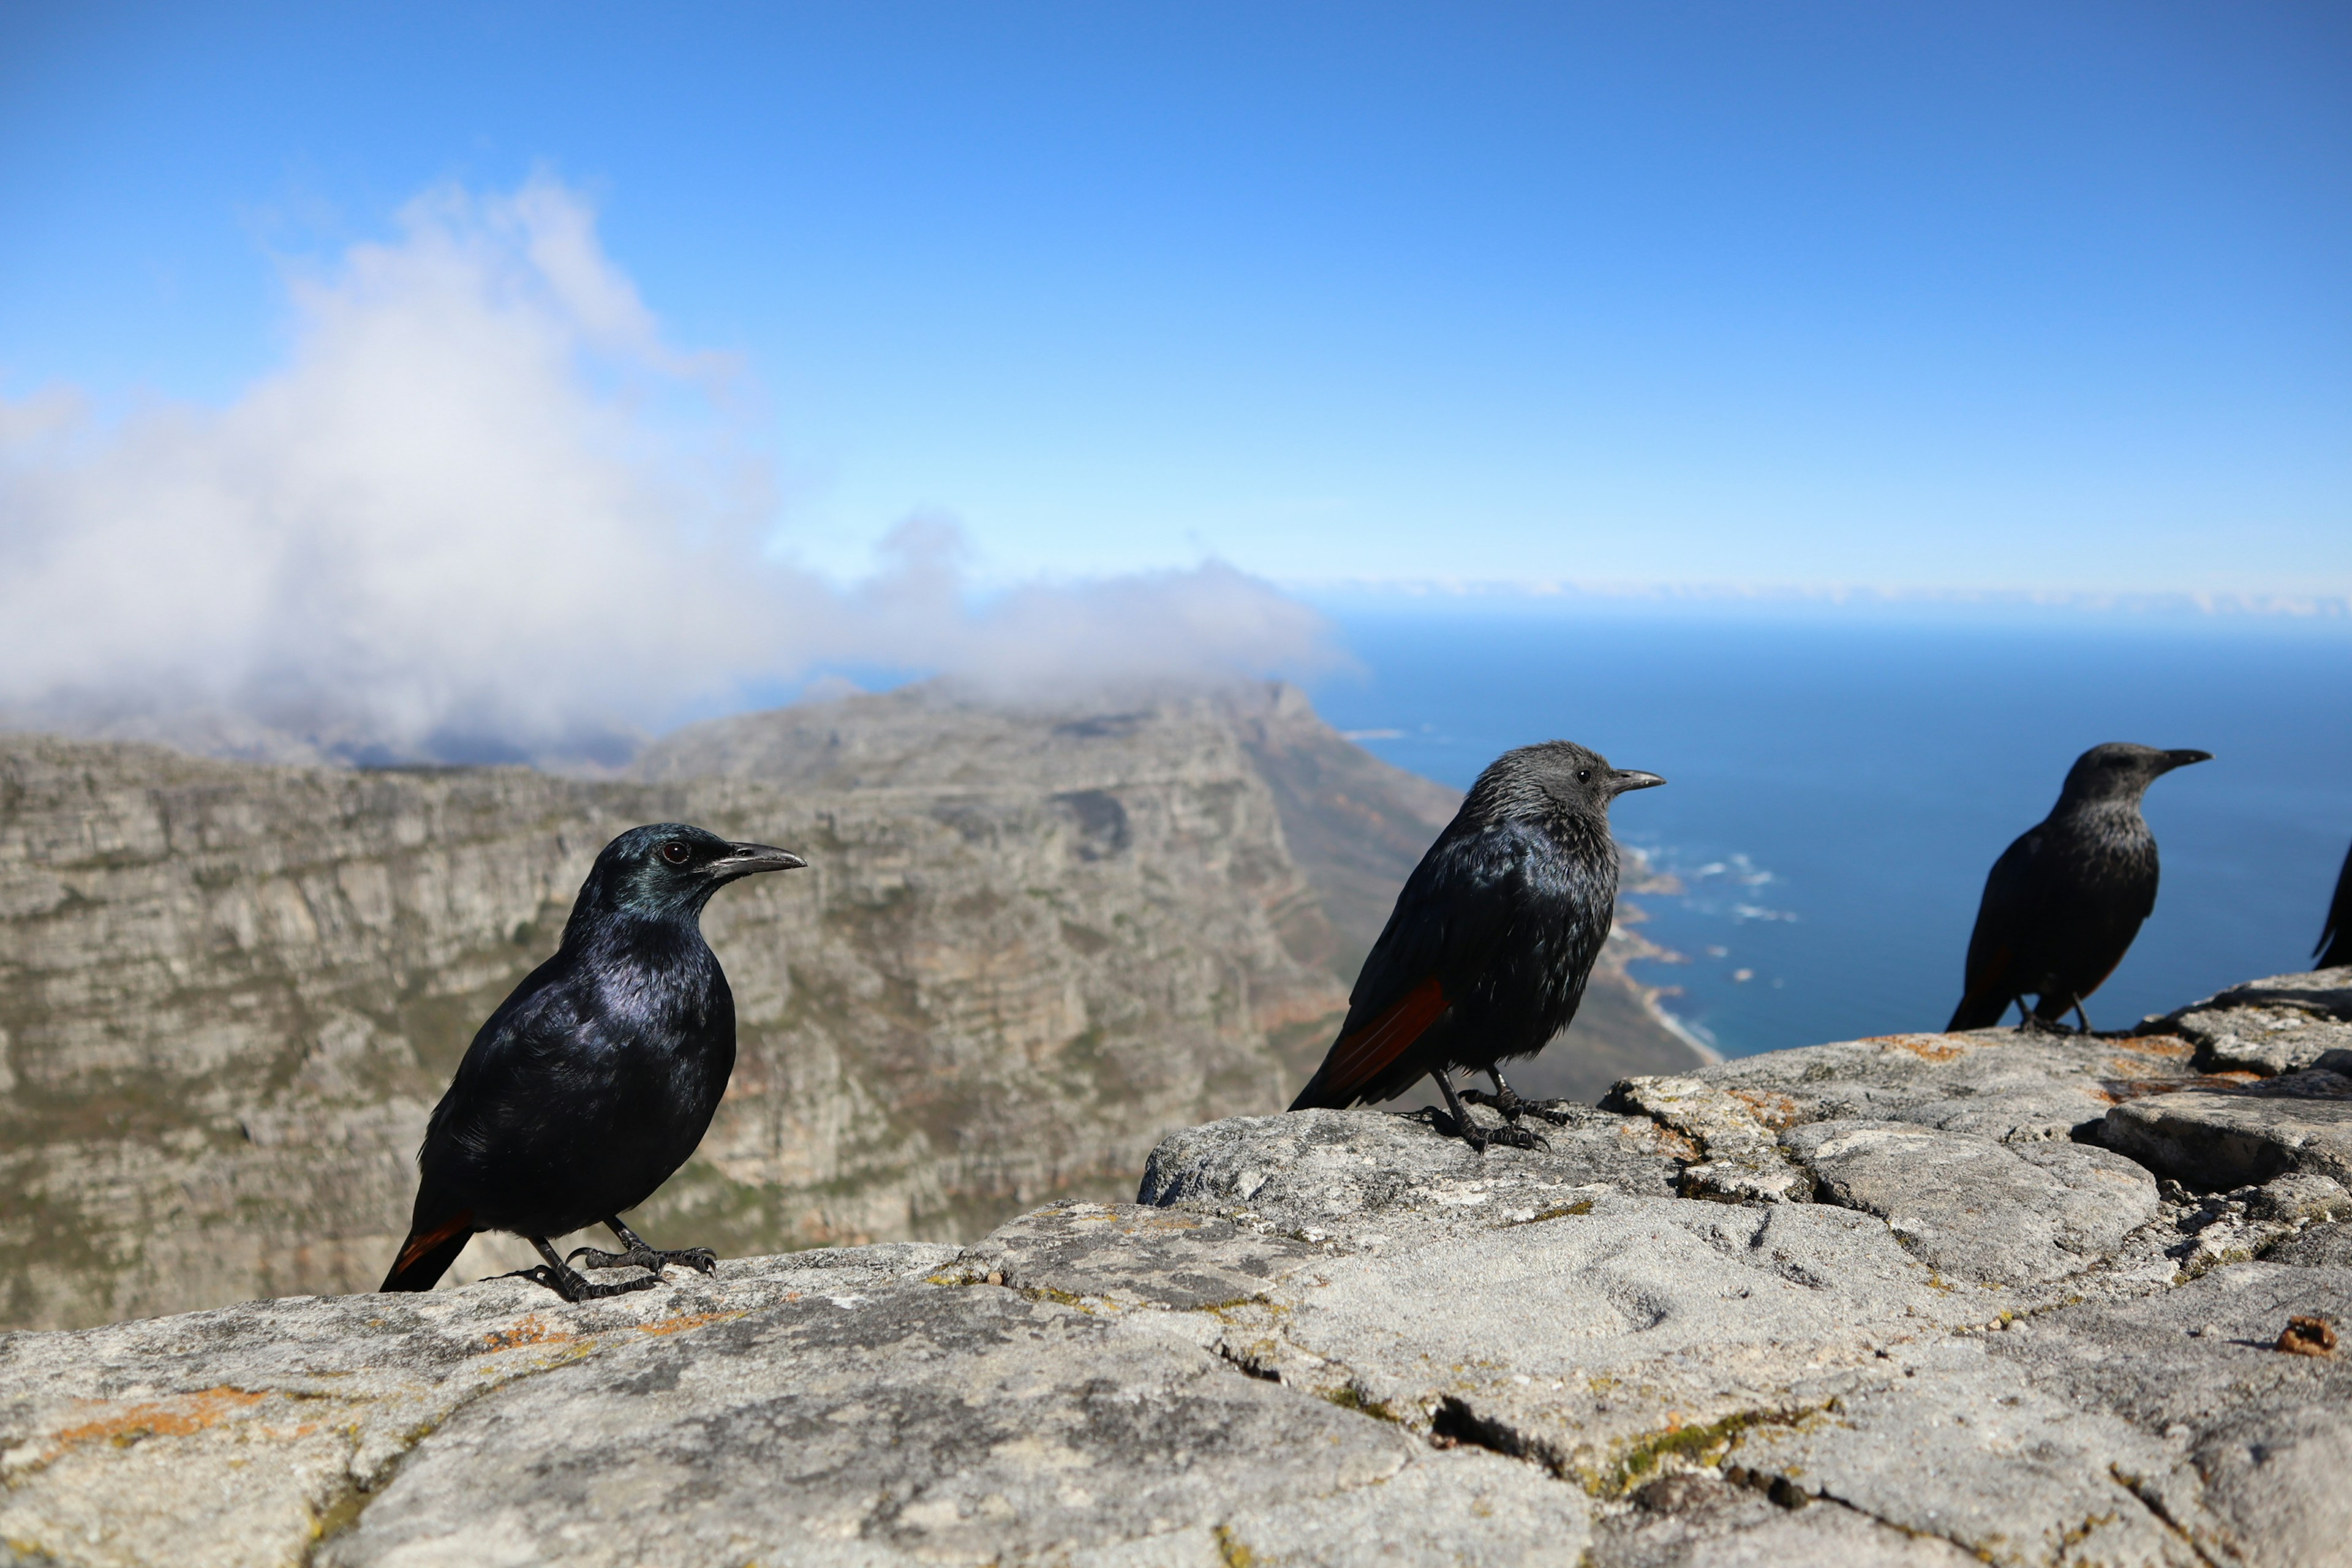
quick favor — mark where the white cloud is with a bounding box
[0,178,1334,764]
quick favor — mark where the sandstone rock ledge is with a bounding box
[5,973,2351,1568]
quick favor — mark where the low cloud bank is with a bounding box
[0,179,1333,768]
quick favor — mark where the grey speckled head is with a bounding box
[2057,743,2211,807]
[1466,740,1665,823]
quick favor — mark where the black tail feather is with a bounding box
[1945,991,2010,1032]
[2318,841,2352,970]
[379,1223,472,1293]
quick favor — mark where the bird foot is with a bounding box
[1413,1105,1548,1154]
[1460,1088,1578,1126]
[566,1243,718,1278]
[2015,1014,2078,1037]
[499,1262,660,1303]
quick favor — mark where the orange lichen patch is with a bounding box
[2106,1035,2192,1061]
[637,1310,749,1338]
[50,1386,268,1450]
[481,1314,576,1353]
[1725,1089,1803,1131]
[1868,1035,1966,1063]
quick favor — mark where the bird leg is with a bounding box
[1460,1068,1577,1126]
[2015,997,2064,1035]
[503,1237,660,1303]
[566,1218,720,1279]
[1425,1071,1545,1154]
[2068,999,2094,1036]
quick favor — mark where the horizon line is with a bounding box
[1272,578,2352,619]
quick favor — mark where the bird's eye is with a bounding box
[1576,769,1591,783]
[660,842,691,865]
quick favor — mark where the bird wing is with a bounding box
[429,966,609,1161]
[1950,827,2041,1027]
[1297,977,1452,1106]
[1291,823,1532,1107]
[2321,842,2352,968]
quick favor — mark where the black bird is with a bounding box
[1288,741,1664,1151]
[1946,743,2209,1034]
[380,824,805,1301]
[2318,840,2352,970]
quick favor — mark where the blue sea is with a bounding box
[1302,602,2352,1059]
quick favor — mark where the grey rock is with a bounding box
[0,1244,955,1568]
[2155,967,2352,1076]
[1110,1449,1594,1568]
[2248,1170,2352,1223]
[1593,1474,1983,1567]
[320,1281,1591,1568]
[1235,1191,1993,1475]
[1781,1120,2158,1286]
[1982,1262,2352,1568]
[956,1199,1326,1310]
[1691,1027,2208,1144]
[1603,1076,1813,1203]
[1724,1336,2220,1568]
[2261,1219,2352,1268]
[2102,1075,2352,1189]
[1136,1107,1684,1242]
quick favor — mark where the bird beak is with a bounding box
[1608,770,1666,795]
[709,842,808,881]
[2160,750,2213,772]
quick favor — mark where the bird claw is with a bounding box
[499,1263,660,1303]
[1480,1120,1550,1152]
[1413,1104,1548,1155]
[565,1244,720,1278]
[1460,1089,1577,1127]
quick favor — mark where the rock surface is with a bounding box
[0,684,1701,1330]
[2154,968,2352,1076]
[2104,1076,2352,1188]
[3,973,2346,1566]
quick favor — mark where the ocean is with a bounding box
[1302,602,2352,1058]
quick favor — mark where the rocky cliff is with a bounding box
[0,683,1700,1330]
[0,969,2343,1567]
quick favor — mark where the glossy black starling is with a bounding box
[1947,743,2209,1034]
[380,824,805,1301]
[2318,840,2352,970]
[1287,741,1664,1150]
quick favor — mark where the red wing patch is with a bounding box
[1319,978,1449,1099]
[393,1208,476,1276]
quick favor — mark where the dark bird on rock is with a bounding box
[2318,840,2352,970]
[1287,741,1664,1151]
[1946,744,2209,1035]
[380,824,805,1301]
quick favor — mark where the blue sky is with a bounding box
[2,2,2348,602]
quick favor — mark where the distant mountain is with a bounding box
[0,683,1697,1330]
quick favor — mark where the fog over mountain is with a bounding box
[0,178,1335,767]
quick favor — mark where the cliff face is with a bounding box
[0,970,2343,1568]
[0,682,1698,1332]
